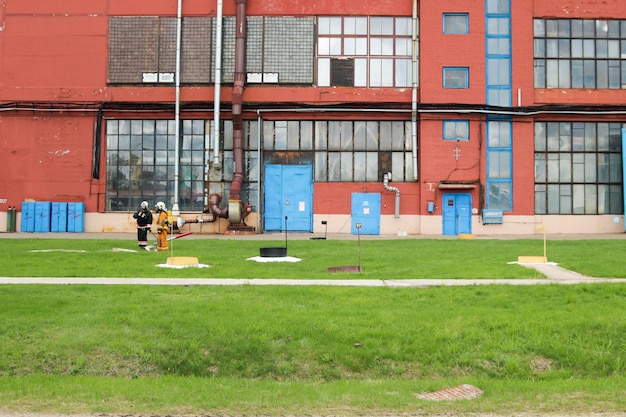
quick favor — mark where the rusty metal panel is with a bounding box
[330,58,354,87]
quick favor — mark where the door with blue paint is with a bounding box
[442,193,472,236]
[351,193,381,235]
[264,164,313,232]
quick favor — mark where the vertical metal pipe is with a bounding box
[230,0,246,203]
[172,0,183,213]
[411,0,418,181]
[212,0,224,168]
[257,110,262,232]
[227,0,247,224]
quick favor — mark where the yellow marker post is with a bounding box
[518,223,547,263]
[536,223,547,261]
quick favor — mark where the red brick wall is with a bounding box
[419,0,485,105]
[534,0,625,18]
[0,114,99,210]
[314,182,420,216]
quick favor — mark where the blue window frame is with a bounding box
[485,0,512,107]
[443,67,469,88]
[486,118,513,211]
[443,120,469,140]
[443,13,469,34]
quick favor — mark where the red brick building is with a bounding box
[1,0,625,235]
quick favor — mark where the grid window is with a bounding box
[317,16,414,88]
[443,120,469,140]
[108,17,212,84]
[443,14,469,34]
[534,18,626,89]
[486,0,511,107]
[263,120,413,182]
[486,119,513,211]
[106,120,206,212]
[443,67,469,88]
[534,122,623,214]
[109,16,315,85]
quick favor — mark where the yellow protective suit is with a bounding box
[156,210,169,252]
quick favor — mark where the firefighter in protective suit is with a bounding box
[155,201,169,252]
[132,201,153,250]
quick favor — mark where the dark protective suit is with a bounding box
[133,207,153,248]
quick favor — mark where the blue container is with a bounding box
[20,201,35,232]
[51,202,68,232]
[67,202,85,233]
[34,202,52,232]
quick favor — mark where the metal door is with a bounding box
[351,193,381,235]
[264,164,313,232]
[442,193,472,236]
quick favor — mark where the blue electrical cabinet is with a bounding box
[67,202,85,232]
[51,202,68,232]
[20,201,35,232]
[34,202,52,232]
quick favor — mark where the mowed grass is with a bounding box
[2,236,626,278]
[0,284,625,415]
[0,236,625,415]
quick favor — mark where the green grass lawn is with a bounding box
[0,237,625,415]
[3,236,626,279]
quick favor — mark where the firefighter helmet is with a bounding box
[155,201,167,211]
[140,201,149,210]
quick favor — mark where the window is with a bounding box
[108,17,212,84]
[108,16,315,85]
[106,120,206,211]
[261,120,414,182]
[486,119,512,211]
[443,120,469,140]
[485,0,511,107]
[105,118,262,213]
[534,122,623,214]
[443,67,469,88]
[443,14,469,34]
[317,16,414,88]
[534,18,626,89]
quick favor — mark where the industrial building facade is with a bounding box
[1,0,626,235]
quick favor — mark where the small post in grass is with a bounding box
[517,223,547,264]
[327,222,362,273]
[356,222,362,272]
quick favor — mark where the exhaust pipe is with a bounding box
[206,0,250,228]
[383,172,400,218]
[228,0,247,225]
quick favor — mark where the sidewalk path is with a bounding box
[0,263,623,287]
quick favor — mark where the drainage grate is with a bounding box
[416,384,484,401]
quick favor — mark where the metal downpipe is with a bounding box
[227,0,247,224]
[411,0,418,181]
[212,0,223,169]
[172,0,182,214]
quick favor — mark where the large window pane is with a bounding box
[534,121,623,214]
[318,16,415,88]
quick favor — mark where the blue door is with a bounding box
[442,193,472,236]
[264,164,313,232]
[351,193,381,235]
